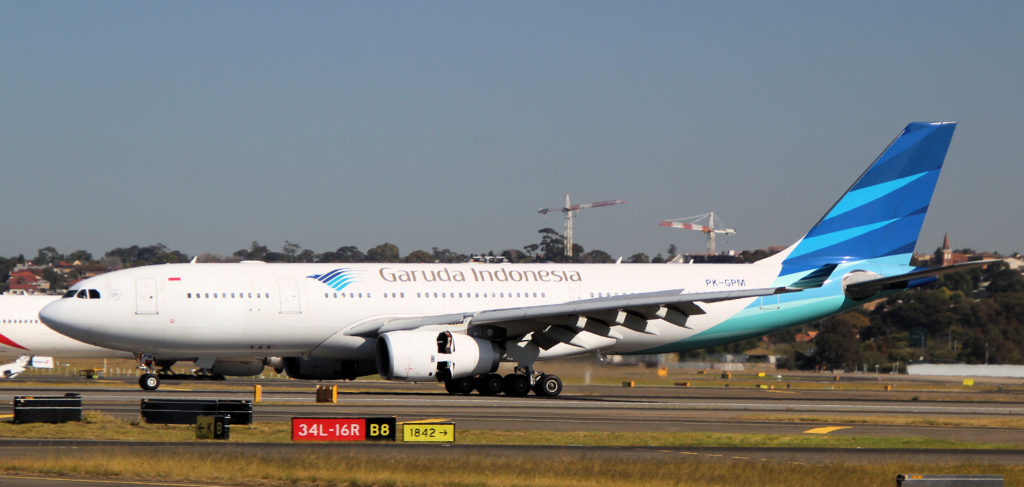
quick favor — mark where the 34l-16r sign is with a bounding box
[291,417,396,441]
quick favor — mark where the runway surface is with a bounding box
[2,376,1024,446]
[1,376,1023,485]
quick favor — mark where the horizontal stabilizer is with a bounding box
[845,260,1000,300]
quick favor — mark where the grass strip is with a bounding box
[0,412,1016,450]
[738,414,1024,429]
[1,446,1023,487]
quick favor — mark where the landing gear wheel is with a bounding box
[139,373,160,391]
[476,374,503,396]
[502,374,531,397]
[445,377,475,395]
[533,374,563,397]
[453,377,475,395]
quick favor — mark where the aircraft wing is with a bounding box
[345,286,797,350]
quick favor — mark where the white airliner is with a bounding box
[40,122,991,396]
[0,293,270,386]
[0,294,127,376]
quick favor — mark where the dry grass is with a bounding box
[1,447,1022,487]
[0,412,1014,451]
[739,414,1024,429]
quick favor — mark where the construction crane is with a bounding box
[659,212,735,257]
[538,193,625,258]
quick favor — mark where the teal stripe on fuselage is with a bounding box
[636,292,853,354]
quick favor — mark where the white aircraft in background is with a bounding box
[41,122,992,396]
[0,293,272,387]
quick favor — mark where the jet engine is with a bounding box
[282,357,377,380]
[376,330,500,382]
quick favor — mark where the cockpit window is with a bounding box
[76,290,88,299]
[63,290,77,298]
[88,289,100,299]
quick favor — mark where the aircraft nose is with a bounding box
[39,300,88,341]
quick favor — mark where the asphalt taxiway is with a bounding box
[2,377,1024,446]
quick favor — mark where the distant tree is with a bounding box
[234,241,269,261]
[580,250,614,263]
[282,241,301,261]
[627,253,650,263]
[334,246,366,263]
[534,228,567,262]
[404,250,433,263]
[432,247,465,263]
[500,249,530,263]
[813,313,867,371]
[66,250,93,263]
[934,269,980,294]
[34,246,62,266]
[651,253,665,263]
[367,243,400,262]
[42,268,67,290]
[987,266,1024,294]
[667,244,677,257]
[296,249,317,263]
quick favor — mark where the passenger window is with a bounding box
[187,293,192,299]
[205,293,210,298]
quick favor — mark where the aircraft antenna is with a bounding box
[538,193,625,258]
[659,212,735,257]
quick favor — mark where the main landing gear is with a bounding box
[443,367,563,398]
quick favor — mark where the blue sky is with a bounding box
[2,1,1021,260]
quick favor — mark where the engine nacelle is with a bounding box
[207,359,266,377]
[282,357,377,380]
[376,330,500,382]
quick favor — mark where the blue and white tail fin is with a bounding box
[764,122,957,282]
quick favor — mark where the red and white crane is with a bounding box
[660,212,735,257]
[538,193,625,258]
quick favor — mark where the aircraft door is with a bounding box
[278,278,301,314]
[135,278,158,315]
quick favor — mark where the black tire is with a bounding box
[139,373,160,391]
[443,379,458,395]
[502,374,531,397]
[534,374,563,397]
[476,373,503,396]
[453,377,475,395]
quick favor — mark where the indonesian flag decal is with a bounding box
[168,277,181,281]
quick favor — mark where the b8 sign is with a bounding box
[291,417,396,442]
